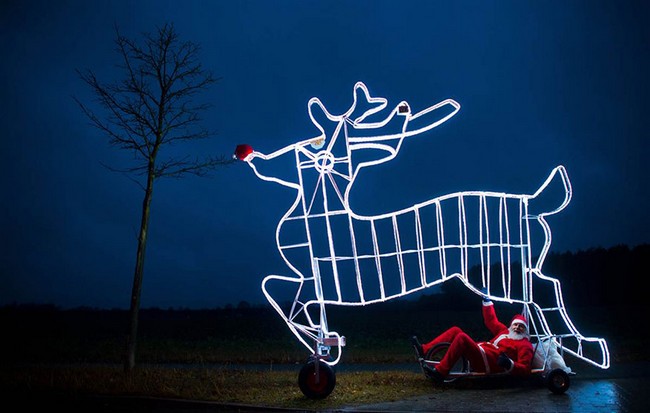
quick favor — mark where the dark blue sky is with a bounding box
[1,0,648,309]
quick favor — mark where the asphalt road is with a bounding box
[343,376,649,412]
[347,360,649,413]
[10,362,649,412]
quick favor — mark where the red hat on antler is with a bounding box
[234,144,253,160]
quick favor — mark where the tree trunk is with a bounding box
[124,166,156,373]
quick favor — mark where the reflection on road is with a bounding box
[344,377,648,412]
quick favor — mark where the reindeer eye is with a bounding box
[311,138,325,150]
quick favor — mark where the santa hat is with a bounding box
[510,314,527,327]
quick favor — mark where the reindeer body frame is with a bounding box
[238,82,609,374]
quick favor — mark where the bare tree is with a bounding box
[75,23,233,372]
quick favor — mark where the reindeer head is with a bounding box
[234,82,461,203]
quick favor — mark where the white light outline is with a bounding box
[241,81,610,369]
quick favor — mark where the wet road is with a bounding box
[343,376,648,412]
[343,361,649,412]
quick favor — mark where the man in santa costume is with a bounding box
[411,293,534,382]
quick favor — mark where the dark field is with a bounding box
[4,245,646,366]
[1,246,647,408]
[0,296,648,410]
[2,295,647,365]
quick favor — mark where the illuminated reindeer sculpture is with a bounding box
[234,82,609,398]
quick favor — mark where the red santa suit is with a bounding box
[421,302,534,377]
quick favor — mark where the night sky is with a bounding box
[1,0,648,310]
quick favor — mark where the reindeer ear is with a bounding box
[307,97,339,149]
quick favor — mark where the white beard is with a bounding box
[508,330,527,341]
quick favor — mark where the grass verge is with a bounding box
[1,364,438,410]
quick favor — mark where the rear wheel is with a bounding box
[546,368,570,394]
[298,359,336,399]
[425,342,469,381]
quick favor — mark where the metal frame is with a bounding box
[237,81,609,370]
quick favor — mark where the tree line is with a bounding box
[434,243,648,309]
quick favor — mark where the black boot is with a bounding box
[422,364,444,383]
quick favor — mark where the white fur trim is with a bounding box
[477,343,491,374]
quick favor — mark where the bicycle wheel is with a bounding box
[425,342,469,378]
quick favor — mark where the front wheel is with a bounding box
[546,368,570,394]
[298,359,336,399]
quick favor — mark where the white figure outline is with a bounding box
[236,81,610,370]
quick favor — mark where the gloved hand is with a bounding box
[497,352,513,370]
[480,287,491,304]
